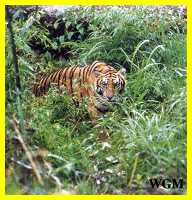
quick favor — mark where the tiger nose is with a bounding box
[107,94,113,101]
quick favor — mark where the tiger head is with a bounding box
[92,63,126,112]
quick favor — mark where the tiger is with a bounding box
[32,61,126,120]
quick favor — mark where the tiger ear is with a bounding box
[118,68,126,76]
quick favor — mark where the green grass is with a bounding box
[6,6,186,194]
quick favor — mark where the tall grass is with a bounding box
[6,6,186,194]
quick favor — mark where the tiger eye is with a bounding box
[102,80,107,86]
[113,80,118,86]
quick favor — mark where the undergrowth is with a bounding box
[6,6,186,194]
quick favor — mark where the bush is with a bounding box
[6,6,186,194]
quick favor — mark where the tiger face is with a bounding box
[94,68,126,111]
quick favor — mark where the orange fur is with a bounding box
[33,61,126,120]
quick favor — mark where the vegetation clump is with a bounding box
[6,6,186,194]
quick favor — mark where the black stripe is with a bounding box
[61,68,67,85]
[33,84,38,96]
[87,61,101,76]
[68,68,73,93]
[52,70,60,82]
[39,74,46,85]
[104,73,113,77]
[79,68,82,98]
[64,67,70,84]
[96,79,99,86]
[49,70,57,80]
[118,75,125,91]
[39,84,44,96]
[36,86,39,96]
[118,75,125,85]
[71,66,78,80]
[58,69,64,87]
[82,67,86,85]
[45,73,52,84]
[42,75,51,93]
[55,69,62,83]
[78,67,81,88]
[85,65,91,80]
[102,69,116,74]
[38,76,46,95]
[57,69,63,87]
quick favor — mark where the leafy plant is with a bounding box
[6,6,186,194]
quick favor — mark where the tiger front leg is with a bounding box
[87,99,102,122]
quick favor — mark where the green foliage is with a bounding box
[6,6,186,194]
